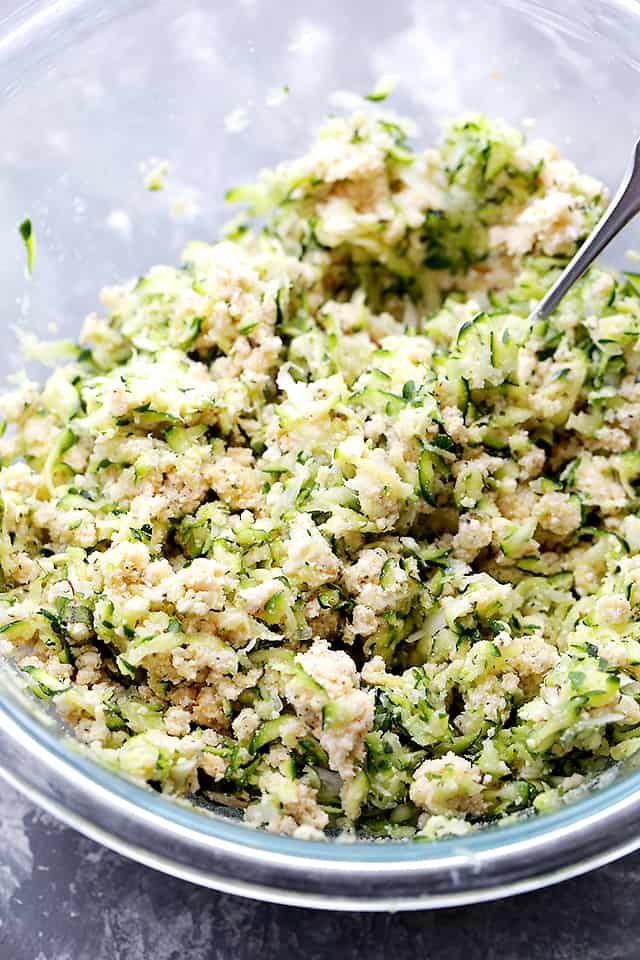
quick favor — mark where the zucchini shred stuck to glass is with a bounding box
[2,106,640,841]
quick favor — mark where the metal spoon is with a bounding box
[528,138,640,323]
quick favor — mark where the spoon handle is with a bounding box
[529,138,640,322]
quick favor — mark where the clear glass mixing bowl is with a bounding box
[2,0,640,911]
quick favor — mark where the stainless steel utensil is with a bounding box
[529,138,640,323]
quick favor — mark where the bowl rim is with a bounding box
[3,672,640,910]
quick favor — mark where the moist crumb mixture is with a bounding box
[3,108,640,840]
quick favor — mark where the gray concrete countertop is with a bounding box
[0,780,635,960]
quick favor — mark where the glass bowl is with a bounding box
[2,0,640,911]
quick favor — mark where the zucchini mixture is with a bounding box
[4,108,640,841]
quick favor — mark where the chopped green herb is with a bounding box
[19,218,34,273]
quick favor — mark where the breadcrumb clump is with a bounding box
[3,107,640,841]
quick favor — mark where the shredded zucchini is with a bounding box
[2,106,639,841]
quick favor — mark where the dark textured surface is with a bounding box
[0,781,635,960]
